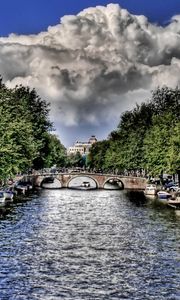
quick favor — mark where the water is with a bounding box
[0,189,179,300]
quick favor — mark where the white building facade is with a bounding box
[67,136,97,156]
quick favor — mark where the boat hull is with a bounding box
[167,200,180,209]
[0,191,6,205]
[4,191,14,201]
[144,190,157,196]
[157,191,171,200]
[144,185,157,196]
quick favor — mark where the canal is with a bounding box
[0,189,179,300]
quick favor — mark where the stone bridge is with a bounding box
[26,172,147,190]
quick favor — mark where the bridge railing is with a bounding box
[25,169,146,179]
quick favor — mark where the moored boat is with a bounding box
[14,184,27,195]
[167,199,180,209]
[4,190,14,201]
[175,190,180,201]
[14,181,33,195]
[0,191,6,205]
[167,191,180,209]
[144,184,157,196]
[157,191,172,200]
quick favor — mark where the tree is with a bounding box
[12,86,53,169]
[143,113,180,175]
[0,78,66,181]
[43,134,66,168]
[0,96,38,181]
[88,86,180,178]
[89,140,110,171]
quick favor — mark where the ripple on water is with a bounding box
[0,189,179,300]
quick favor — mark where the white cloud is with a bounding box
[0,3,180,143]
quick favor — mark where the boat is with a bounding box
[167,191,180,209]
[144,184,157,196]
[14,181,33,195]
[157,191,172,200]
[0,191,6,205]
[167,199,180,209]
[70,181,95,190]
[81,181,91,188]
[176,190,180,201]
[14,183,27,195]
[78,181,94,190]
[4,189,14,201]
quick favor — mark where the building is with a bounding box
[67,135,97,156]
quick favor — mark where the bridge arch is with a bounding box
[103,177,124,189]
[67,175,99,189]
[40,175,62,189]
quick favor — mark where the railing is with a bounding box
[27,170,146,178]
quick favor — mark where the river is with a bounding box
[0,189,179,300]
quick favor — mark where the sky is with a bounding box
[0,0,180,36]
[0,1,180,146]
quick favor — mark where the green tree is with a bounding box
[12,86,53,169]
[89,140,110,171]
[88,86,180,178]
[43,134,66,168]
[143,113,180,175]
[0,78,66,181]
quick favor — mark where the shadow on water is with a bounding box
[124,190,180,223]
[125,190,148,206]
[0,189,42,220]
[125,190,173,209]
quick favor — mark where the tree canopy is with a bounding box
[89,86,180,177]
[1,78,179,182]
[0,78,66,181]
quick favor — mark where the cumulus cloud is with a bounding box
[0,4,180,144]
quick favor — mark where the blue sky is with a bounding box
[0,0,180,36]
[0,1,180,146]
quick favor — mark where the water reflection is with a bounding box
[68,176,97,189]
[0,189,179,299]
[41,177,62,189]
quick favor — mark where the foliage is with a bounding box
[89,86,180,177]
[88,140,110,171]
[65,152,85,168]
[0,77,65,181]
[143,113,178,175]
[1,76,179,181]
[43,134,66,168]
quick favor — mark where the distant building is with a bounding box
[67,135,97,156]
